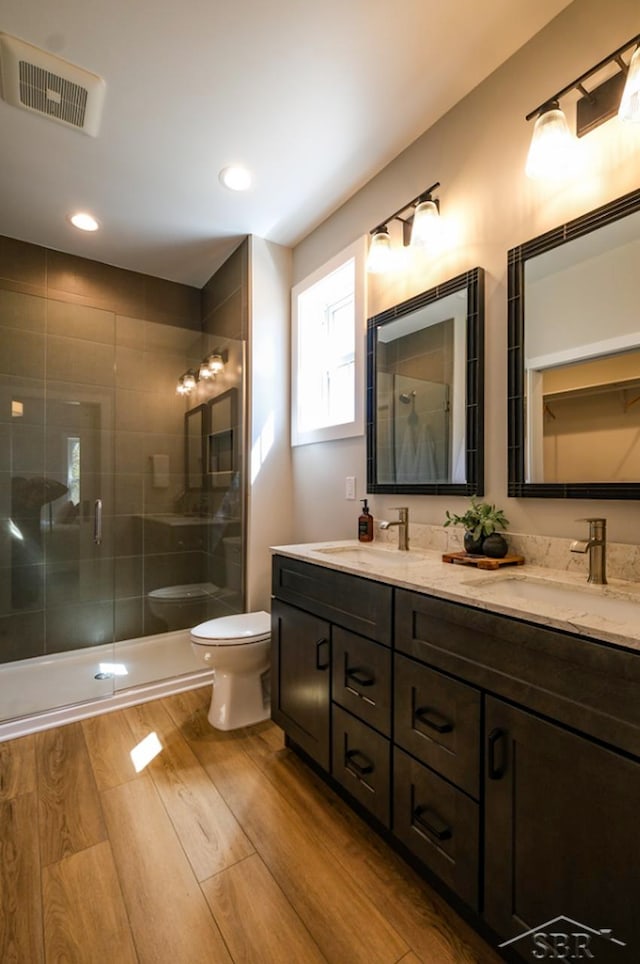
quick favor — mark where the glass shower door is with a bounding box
[0,291,116,722]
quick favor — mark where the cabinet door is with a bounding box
[271,599,331,770]
[485,697,640,963]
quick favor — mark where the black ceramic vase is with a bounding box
[482,532,508,558]
[463,531,484,555]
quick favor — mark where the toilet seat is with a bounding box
[149,582,219,601]
[191,610,270,646]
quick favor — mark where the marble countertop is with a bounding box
[271,540,640,653]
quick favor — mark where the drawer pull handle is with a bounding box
[488,728,506,780]
[413,806,452,842]
[315,638,330,671]
[415,707,453,734]
[346,667,375,687]
[345,748,374,777]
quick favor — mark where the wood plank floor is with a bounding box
[0,687,502,964]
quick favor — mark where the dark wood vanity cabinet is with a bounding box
[484,697,640,964]
[271,555,392,807]
[271,598,331,769]
[272,557,640,961]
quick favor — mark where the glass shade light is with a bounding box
[182,370,197,391]
[366,227,393,274]
[525,104,578,180]
[177,370,197,395]
[199,361,213,379]
[207,353,225,374]
[619,45,640,122]
[410,198,440,248]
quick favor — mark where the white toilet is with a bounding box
[190,610,271,730]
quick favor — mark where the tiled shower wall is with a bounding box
[0,235,247,664]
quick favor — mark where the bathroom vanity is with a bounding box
[271,544,640,962]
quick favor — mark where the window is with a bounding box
[67,436,80,505]
[291,237,366,446]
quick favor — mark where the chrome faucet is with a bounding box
[379,507,409,551]
[570,518,607,585]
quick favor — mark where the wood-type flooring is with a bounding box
[0,686,502,963]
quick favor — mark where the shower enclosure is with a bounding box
[376,372,450,484]
[0,275,245,729]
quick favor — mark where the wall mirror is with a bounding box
[207,388,238,489]
[508,187,640,500]
[367,267,484,495]
[184,404,207,490]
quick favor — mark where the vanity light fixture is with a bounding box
[177,352,227,394]
[525,33,640,179]
[365,181,441,274]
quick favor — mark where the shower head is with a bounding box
[399,391,416,404]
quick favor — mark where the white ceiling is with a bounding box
[0,0,572,288]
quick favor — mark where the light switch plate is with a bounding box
[345,476,356,500]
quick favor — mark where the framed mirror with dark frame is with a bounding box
[184,403,207,491]
[367,267,484,495]
[508,187,640,500]
[207,387,239,489]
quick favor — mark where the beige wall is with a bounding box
[290,0,640,546]
[246,237,294,609]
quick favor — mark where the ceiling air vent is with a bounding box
[0,32,105,136]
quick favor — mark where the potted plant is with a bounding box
[444,497,509,557]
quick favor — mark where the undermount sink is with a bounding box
[466,574,640,625]
[314,545,428,568]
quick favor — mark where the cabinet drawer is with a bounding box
[332,705,390,827]
[272,555,392,644]
[394,654,481,799]
[395,587,640,758]
[332,628,391,736]
[393,747,479,910]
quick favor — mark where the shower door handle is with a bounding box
[94,499,103,545]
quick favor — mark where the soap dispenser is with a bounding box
[358,499,373,542]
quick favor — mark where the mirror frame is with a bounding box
[184,403,207,491]
[507,187,640,500]
[366,267,484,496]
[207,387,239,488]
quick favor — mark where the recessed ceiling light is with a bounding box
[69,211,100,231]
[219,165,252,191]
